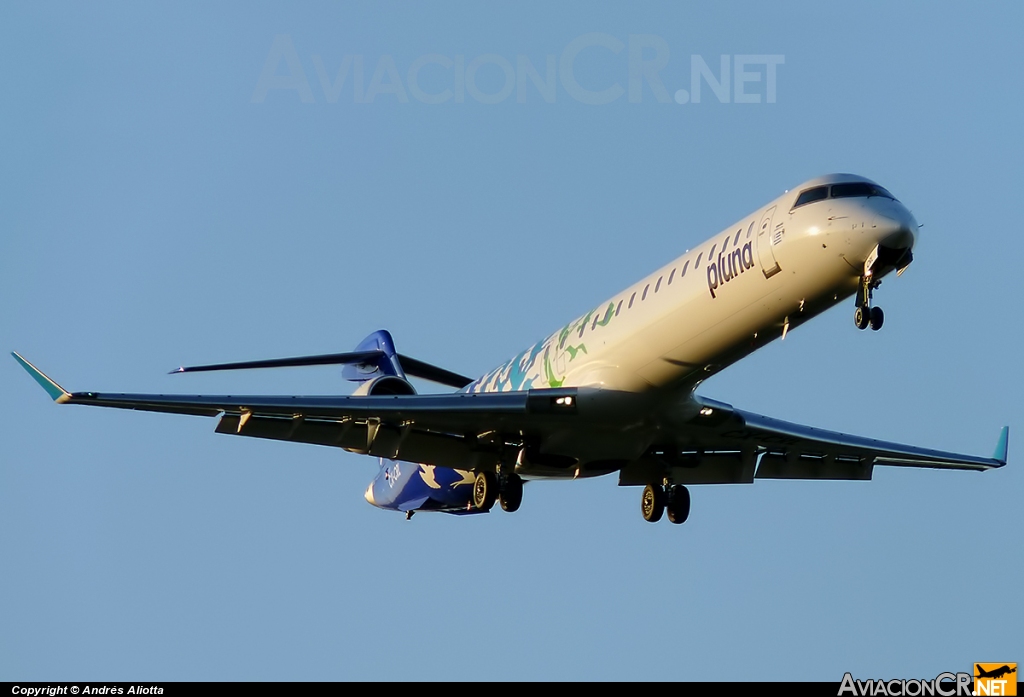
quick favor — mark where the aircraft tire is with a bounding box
[854,306,870,330]
[641,484,665,523]
[666,485,691,525]
[869,306,884,331]
[473,471,497,511]
[499,474,524,512]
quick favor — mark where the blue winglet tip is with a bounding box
[993,426,1009,465]
[11,352,71,402]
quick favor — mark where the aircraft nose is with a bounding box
[873,205,918,250]
[364,482,377,506]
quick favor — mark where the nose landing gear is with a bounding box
[854,304,883,331]
[854,248,885,331]
[869,306,883,331]
[641,482,690,524]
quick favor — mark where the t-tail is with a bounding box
[342,330,405,383]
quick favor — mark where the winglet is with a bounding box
[993,426,1009,465]
[11,352,71,403]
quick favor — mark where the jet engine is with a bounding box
[351,375,417,396]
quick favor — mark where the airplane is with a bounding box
[13,173,1008,524]
[975,666,1016,680]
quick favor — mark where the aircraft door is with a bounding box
[756,206,781,278]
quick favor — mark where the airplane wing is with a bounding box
[14,352,1006,482]
[732,407,1007,472]
[12,352,577,469]
[623,396,1007,485]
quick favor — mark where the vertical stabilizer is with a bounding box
[342,330,405,382]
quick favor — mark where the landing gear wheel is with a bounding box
[666,485,691,525]
[472,471,497,511]
[499,473,524,512]
[641,484,665,523]
[869,306,884,331]
[854,306,870,330]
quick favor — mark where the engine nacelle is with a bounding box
[351,375,417,396]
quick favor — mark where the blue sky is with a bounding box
[2,2,1021,681]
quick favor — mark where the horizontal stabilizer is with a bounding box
[171,350,474,388]
[396,354,475,389]
[170,350,383,374]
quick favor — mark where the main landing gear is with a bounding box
[854,250,884,332]
[472,471,524,513]
[641,482,690,524]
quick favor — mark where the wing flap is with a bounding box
[214,414,484,469]
[755,453,873,480]
[215,414,359,448]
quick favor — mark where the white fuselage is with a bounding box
[466,174,917,397]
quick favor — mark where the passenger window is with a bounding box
[681,260,689,277]
[746,221,755,238]
[668,269,675,285]
[615,299,623,316]
[733,229,741,245]
[793,186,828,208]
[642,284,650,301]
[628,292,636,309]
[709,244,717,258]
[655,276,662,293]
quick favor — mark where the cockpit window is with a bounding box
[793,182,899,210]
[793,186,828,208]
[830,182,897,201]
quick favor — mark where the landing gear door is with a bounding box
[756,206,781,279]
